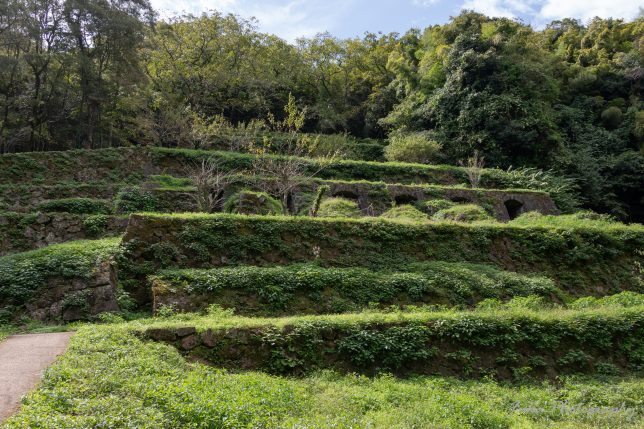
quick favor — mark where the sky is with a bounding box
[149,0,644,42]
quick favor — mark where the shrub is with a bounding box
[380,205,428,222]
[421,199,455,215]
[317,198,361,218]
[36,198,111,215]
[151,262,561,315]
[384,132,442,164]
[223,191,282,215]
[83,214,109,236]
[601,106,623,129]
[570,291,644,309]
[113,186,160,214]
[510,211,625,228]
[432,204,492,222]
[0,238,120,305]
[119,213,644,296]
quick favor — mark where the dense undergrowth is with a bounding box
[0,238,120,311]
[151,262,562,315]
[119,213,644,299]
[0,119,642,428]
[0,146,557,194]
[1,316,643,428]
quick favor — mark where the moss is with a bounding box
[317,198,361,218]
[432,204,493,222]
[36,198,112,215]
[151,262,562,315]
[0,238,120,306]
[380,205,428,222]
[223,191,282,215]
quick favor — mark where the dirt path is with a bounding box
[0,332,73,422]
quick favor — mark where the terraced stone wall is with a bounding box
[0,212,127,255]
[118,214,644,302]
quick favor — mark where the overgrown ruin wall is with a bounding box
[24,260,119,322]
[0,213,127,255]
[118,214,644,302]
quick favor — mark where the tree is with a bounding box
[189,158,239,213]
[250,94,338,214]
[384,131,441,163]
[63,0,153,147]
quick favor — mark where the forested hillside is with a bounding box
[0,1,642,220]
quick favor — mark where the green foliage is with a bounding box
[510,211,627,229]
[337,324,435,370]
[152,262,561,315]
[570,292,644,310]
[421,198,455,215]
[138,303,644,377]
[601,106,623,129]
[317,198,361,218]
[384,132,442,164]
[113,186,160,214]
[432,204,493,222]
[309,185,329,217]
[148,175,194,191]
[60,290,92,314]
[0,238,120,305]
[223,191,282,215]
[120,213,644,296]
[36,198,112,215]
[501,167,581,213]
[83,215,109,237]
[4,324,644,428]
[380,205,428,222]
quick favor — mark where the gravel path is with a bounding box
[0,332,73,422]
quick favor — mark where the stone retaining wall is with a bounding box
[24,260,119,322]
[0,213,127,255]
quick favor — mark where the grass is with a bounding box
[0,325,16,342]
[1,322,642,428]
[152,261,562,315]
[135,210,644,232]
[137,298,644,332]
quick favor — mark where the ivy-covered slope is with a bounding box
[151,262,563,315]
[119,213,644,300]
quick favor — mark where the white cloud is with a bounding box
[151,0,239,18]
[412,0,441,6]
[538,0,642,22]
[458,0,642,24]
[149,0,353,41]
[459,0,539,18]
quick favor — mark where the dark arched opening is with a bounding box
[504,199,524,220]
[394,194,418,205]
[332,190,359,200]
[450,196,472,204]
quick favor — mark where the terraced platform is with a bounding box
[1,145,643,387]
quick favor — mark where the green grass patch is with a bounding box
[118,213,644,300]
[2,322,642,428]
[151,262,562,315]
[381,204,429,221]
[36,198,112,215]
[0,238,120,307]
[139,302,644,378]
